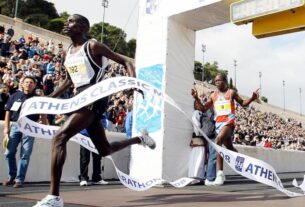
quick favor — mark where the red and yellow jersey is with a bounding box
[212,89,236,126]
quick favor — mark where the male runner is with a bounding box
[192,73,258,185]
[33,14,155,207]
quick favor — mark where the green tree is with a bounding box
[22,0,58,19]
[0,0,59,28]
[59,11,69,20]
[261,96,268,103]
[193,60,228,84]
[47,18,65,34]
[203,61,218,82]
[89,22,134,57]
[193,61,203,81]
[204,61,228,83]
[46,12,69,34]
[24,13,49,27]
[0,0,16,17]
[229,78,233,89]
[22,0,58,28]
[126,38,136,58]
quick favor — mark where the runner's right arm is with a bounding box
[49,72,73,98]
[233,89,259,107]
[191,88,213,112]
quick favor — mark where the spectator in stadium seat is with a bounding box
[125,104,133,139]
[0,84,9,120]
[47,39,54,54]
[115,105,127,132]
[27,42,37,58]
[0,35,12,57]
[9,50,19,72]
[46,61,55,75]
[0,25,5,34]
[18,35,25,48]
[106,96,119,131]
[243,135,251,145]
[43,74,54,96]
[264,138,272,148]
[7,26,14,38]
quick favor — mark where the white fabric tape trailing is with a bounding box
[18,77,305,196]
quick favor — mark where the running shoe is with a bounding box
[213,171,225,186]
[80,180,88,186]
[204,179,214,186]
[92,179,108,185]
[33,195,64,207]
[139,128,156,149]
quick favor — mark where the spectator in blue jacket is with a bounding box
[125,105,133,139]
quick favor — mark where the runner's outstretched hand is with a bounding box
[191,88,198,99]
[251,88,260,101]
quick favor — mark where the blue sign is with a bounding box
[146,0,159,14]
[135,64,163,133]
[235,156,245,172]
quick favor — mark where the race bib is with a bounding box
[67,63,86,81]
[214,100,231,116]
[11,101,22,111]
[65,56,93,87]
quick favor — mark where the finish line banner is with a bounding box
[18,77,305,196]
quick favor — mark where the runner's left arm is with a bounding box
[90,41,136,78]
[49,71,73,98]
[191,88,213,112]
[233,89,259,107]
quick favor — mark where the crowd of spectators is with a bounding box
[0,25,133,133]
[234,105,305,151]
[0,25,71,122]
[1,25,305,151]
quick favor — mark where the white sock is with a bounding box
[46,195,60,199]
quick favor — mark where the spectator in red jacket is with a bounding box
[115,105,126,132]
[264,138,272,148]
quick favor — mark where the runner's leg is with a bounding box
[215,125,234,171]
[87,119,141,157]
[50,109,97,196]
